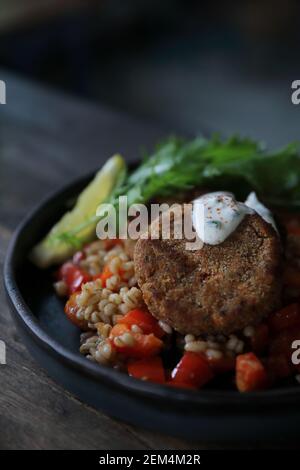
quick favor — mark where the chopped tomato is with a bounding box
[103,239,123,250]
[128,357,165,384]
[65,292,88,330]
[268,303,300,332]
[207,355,235,373]
[109,324,163,358]
[118,309,164,338]
[171,352,214,388]
[251,323,269,354]
[58,262,90,294]
[283,267,300,289]
[236,352,268,392]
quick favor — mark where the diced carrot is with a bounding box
[251,323,269,354]
[128,357,165,384]
[171,352,214,388]
[268,303,300,332]
[118,309,164,338]
[236,352,268,392]
[95,261,130,287]
[207,355,235,373]
[98,265,113,287]
[119,334,163,358]
[58,262,90,294]
[110,323,129,338]
[109,324,163,358]
[65,292,89,330]
[283,267,300,288]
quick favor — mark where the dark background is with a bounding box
[0,0,299,147]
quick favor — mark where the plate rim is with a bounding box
[4,168,300,411]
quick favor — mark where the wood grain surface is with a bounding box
[0,70,296,450]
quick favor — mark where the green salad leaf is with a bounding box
[53,134,300,250]
[107,135,300,210]
[215,142,300,207]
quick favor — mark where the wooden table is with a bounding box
[0,70,194,450]
[0,71,296,450]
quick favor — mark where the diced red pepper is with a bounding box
[251,323,269,355]
[171,352,214,389]
[236,352,268,392]
[109,324,163,358]
[58,262,90,294]
[268,303,300,332]
[65,292,89,330]
[118,309,164,338]
[127,357,165,384]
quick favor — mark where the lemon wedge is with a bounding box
[30,154,126,268]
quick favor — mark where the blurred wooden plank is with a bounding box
[0,71,192,450]
[0,70,168,229]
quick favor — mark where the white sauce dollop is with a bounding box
[192,192,254,245]
[244,191,278,233]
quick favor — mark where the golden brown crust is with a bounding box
[134,210,282,335]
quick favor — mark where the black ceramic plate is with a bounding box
[4,171,300,442]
